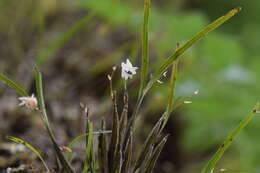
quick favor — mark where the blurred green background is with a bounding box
[0,0,260,172]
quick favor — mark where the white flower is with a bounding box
[193,90,199,95]
[121,59,138,80]
[184,100,192,104]
[18,94,38,110]
[6,167,12,173]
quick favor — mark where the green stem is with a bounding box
[139,0,151,99]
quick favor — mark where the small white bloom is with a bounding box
[184,100,192,104]
[121,59,138,80]
[18,94,38,110]
[6,167,12,173]
[194,90,199,95]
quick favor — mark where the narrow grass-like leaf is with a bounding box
[120,92,128,149]
[134,115,165,171]
[65,130,111,161]
[139,0,151,97]
[121,129,133,173]
[147,8,241,92]
[144,135,169,173]
[108,91,120,172]
[0,74,28,96]
[98,118,109,173]
[129,8,241,128]
[34,67,74,173]
[36,12,94,66]
[82,122,94,173]
[136,145,154,173]
[91,141,97,173]
[6,136,51,173]
[162,58,179,129]
[113,150,123,173]
[201,103,259,173]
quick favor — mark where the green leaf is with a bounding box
[82,122,94,173]
[108,91,120,172]
[98,118,109,173]
[121,129,133,173]
[0,74,28,96]
[144,135,169,173]
[130,8,241,132]
[162,57,179,129]
[139,0,151,98]
[6,136,51,173]
[201,102,260,173]
[34,67,75,173]
[146,7,241,95]
[65,130,111,161]
[134,115,164,171]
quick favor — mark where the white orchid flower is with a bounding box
[121,59,138,80]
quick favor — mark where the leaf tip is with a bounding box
[235,7,242,13]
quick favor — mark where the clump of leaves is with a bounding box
[0,1,257,173]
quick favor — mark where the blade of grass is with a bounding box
[82,121,94,173]
[143,135,169,173]
[36,12,94,66]
[6,136,51,173]
[139,0,151,98]
[201,102,260,173]
[98,118,109,173]
[122,0,151,146]
[108,91,120,173]
[0,74,28,96]
[34,67,74,173]
[161,46,179,129]
[65,130,111,161]
[130,7,241,130]
[91,141,97,173]
[147,7,241,93]
[120,92,128,149]
[121,129,133,173]
[136,145,154,173]
[134,115,165,171]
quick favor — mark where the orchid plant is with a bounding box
[0,1,258,173]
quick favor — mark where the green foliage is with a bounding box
[6,136,51,173]
[34,67,74,173]
[139,0,151,98]
[201,103,259,173]
[0,74,28,96]
[82,121,95,173]
[149,8,241,90]
[1,0,258,172]
[163,58,179,128]
[65,130,111,161]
